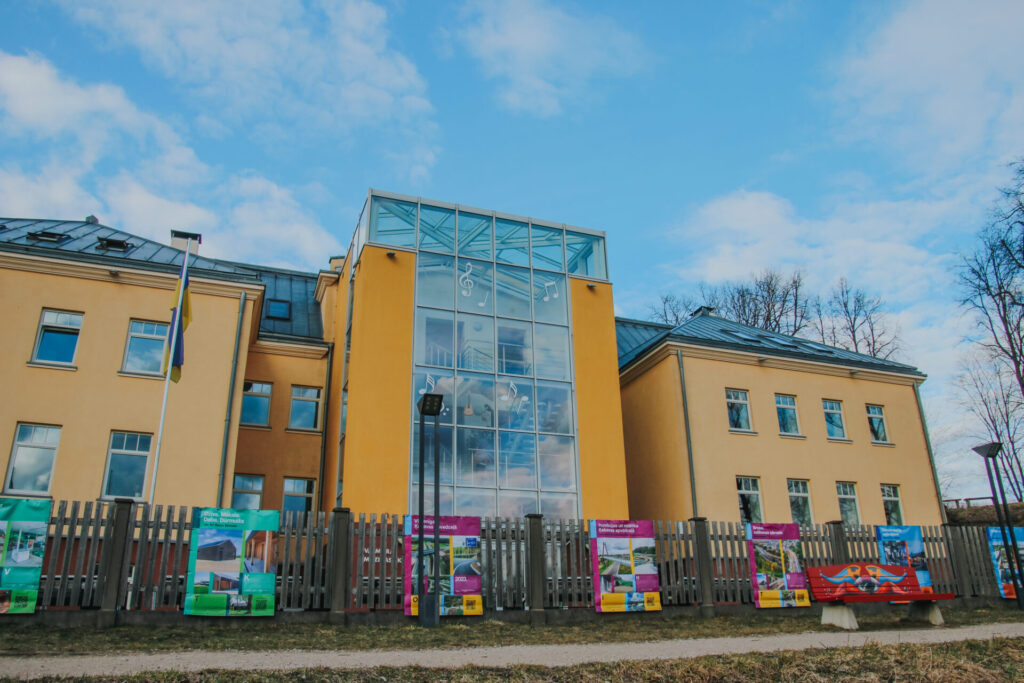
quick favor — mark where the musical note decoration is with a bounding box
[500,381,518,402]
[542,281,559,302]
[459,262,474,297]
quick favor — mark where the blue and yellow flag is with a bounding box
[162,260,192,383]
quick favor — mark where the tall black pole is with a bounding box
[432,411,441,623]
[992,457,1024,609]
[417,410,427,625]
[986,457,1024,609]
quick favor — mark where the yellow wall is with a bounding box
[234,347,327,511]
[319,259,350,512]
[0,262,255,508]
[624,347,943,525]
[620,353,692,521]
[570,279,630,519]
[340,245,415,514]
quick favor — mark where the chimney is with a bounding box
[691,306,715,318]
[170,230,202,255]
[85,215,99,224]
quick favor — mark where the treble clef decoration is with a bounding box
[459,262,474,297]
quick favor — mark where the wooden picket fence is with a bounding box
[30,500,1019,616]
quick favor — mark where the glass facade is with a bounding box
[366,194,608,519]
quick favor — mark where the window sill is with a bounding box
[2,491,52,499]
[779,433,806,440]
[26,361,76,371]
[240,424,272,431]
[117,371,163,381]
[827,437,853,444]
[285,428,323,435]
[99,495,144,503]
[872,441,896,447]
[729,429,758,436]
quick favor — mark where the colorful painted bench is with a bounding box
[806,563,955,630]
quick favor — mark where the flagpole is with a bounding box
[148,237,192,506]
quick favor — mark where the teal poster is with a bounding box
[0,498,52,614]
[185,508,279,616]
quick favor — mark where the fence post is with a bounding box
[827,521,850,564]
[98,498,134,624]
[328,507,352,624]
[689,517,716,617]
[942,523,972,597]
[525,513,546,625]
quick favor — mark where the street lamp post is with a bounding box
[974,442,1024,610]
[417,393,444,627]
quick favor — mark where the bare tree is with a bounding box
[956,350,1024,502]
[689,269,811,335]
[647,293,693,326]
[811,277,900,359]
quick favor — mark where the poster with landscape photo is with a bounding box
[875,525,932,590]
[184,508,278,616]
[746,523,809,608]
[589,519,661,613]
[403,516,483,617]
[0,498,52,614]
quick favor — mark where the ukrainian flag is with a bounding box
[162,260,192,383]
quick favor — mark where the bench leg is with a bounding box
[907,602,944,626]
[821,604,858,630]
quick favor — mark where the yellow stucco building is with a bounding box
[616,310,945,526]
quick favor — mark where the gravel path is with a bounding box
[5,622,1024,680]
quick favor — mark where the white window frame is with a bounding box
[726,389,752,431]
[736,476,763,523]
[241,382,273,426]
[120,319,169,376]
[867,404,891,443]
[101,431,152,501]
[775,394,801,435]
[231,474,265,509]
[5,423,61,496]
[289,386,322,431]
[787,478,813,526]
[283,477,316,514]
[31,309,83,366]
[822,399,847,439]
[836,481,860,526]
[881,483,904,525]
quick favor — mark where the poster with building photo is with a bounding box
[0,498,52,614]
[589,520,661,613]
[875,525,932,590]
[403,515,483,617]
[184,508,278,616]
[986,526,1024,599]
[746,523,810,608]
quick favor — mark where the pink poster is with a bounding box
[403,515,483,616]
[589,520,662,612]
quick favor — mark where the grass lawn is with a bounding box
[20,637,1024,682]
[0,608,1022,656]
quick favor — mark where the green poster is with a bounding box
[0,498,52,614]
[184,508,279,616]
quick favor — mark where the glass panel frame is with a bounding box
[368,196,417,249]
[5,424,60,495]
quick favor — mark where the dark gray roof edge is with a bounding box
[0,241,263,284]
[257,331,331,347]
[614,315,674,329]
[214,259,319,279]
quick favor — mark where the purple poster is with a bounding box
[403,516,482,617]
[746,523,810,608]
[589,520,662,612]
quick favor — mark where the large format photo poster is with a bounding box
[184,508,279,616]
[403,515,483,617]
[746,523,810,608]
[986,526,1024,599]
[875,525,932,590]
[0,498,52,614]
[590,520,661,613]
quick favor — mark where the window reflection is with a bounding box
[534,324,570,380]
[416,253,455,309]
[457,373,496,428]
[494,218,530,266]
[411,422,454,485]
[457,259,493,314]
[458,211,493,260]
[457,314,494,372]
[533,272,567,325]
[495,265,532,319]
[531,225,564,271]
[497,377,535,431]
[536,381,572,434]
[419,204,455,254]
[456,428,496,486]
[411,368,454,424]
[499,491,538,517]
[457,487,497,517]
[369,197,417,248]
[565,231,607,279]
[415,308,454,367]
[540,493,577,519]
[409,484,454,516]
[497,319,533,375]
[538,434,575,491]
[499,431,536,488]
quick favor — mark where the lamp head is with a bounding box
[418,393,444,416]
[972,441,1003,459]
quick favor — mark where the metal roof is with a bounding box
[615,311,924,377]
[0,217,323,343]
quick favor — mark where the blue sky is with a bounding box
[2,0,1023,497]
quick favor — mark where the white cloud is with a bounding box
[457,0,647,116]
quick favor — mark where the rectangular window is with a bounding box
[867,405,890,443]
[836,481,860,526]
[726,389,752,431]
[283,478,315,514]
[232,475,264,510]
[787,479,813,526]
[822,400,846,439]
[121,320,168,375]
[775,395,800,435]
[881,484,904,525]
[102,431,152,500]
[289,386,321,430]
[266,299,291,320]
[241,382,272,426]
[32,310,83,365]
[736,476,763,523]
[5,424,61,494]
